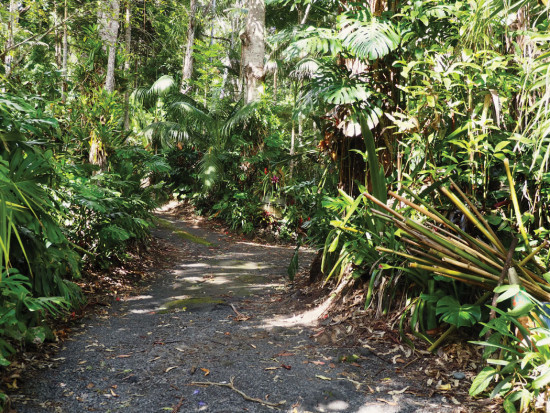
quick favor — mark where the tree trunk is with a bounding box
[98,0,120,92]
[123,1,132,131]
[181,0,198,94]
[4,0,17,80]
[240,0,265,103]
[61,0,69,102]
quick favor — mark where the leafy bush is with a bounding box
[0,93,84,371]
[56,149,168,268]
[471,286,550,412]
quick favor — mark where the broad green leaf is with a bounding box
[470,366,497,396]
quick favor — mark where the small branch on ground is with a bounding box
[171,396,185,413]
[230,303,251,321]
[190,377,285,408]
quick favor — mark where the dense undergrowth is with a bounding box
[0,91,167,405]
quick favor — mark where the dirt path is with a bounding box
[12,210,465,412]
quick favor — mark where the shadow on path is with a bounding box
[11,211,462,413]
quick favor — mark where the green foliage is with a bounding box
[470,289,550,412]
[436,296,481,328]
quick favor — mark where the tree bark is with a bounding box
[4,0,17,80]
[241,0,265,103]
[98,0,120,92]
[181,0,198,94]
[61,0,69,102]
[123,1,132,131]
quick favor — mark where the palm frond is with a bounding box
[132,75,178,108]
[290,58,321,79]
[141,121,191,148]
[221,101,261,138]
[199,148,224,189]
[166,100,214,129]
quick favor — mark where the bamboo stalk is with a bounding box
[439,256,496,278]
[450,180,507,254]
[405,218,500,275]
[504,158,532,254]
[410,263,497,285]
[375,247,434,266]
[398,187,505,264]
[389,191,445,225]
[440,186,504,256]
[423,221,469,246]
[520,240,548,266]
[364,192,404,220]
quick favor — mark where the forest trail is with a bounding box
[12,208,463,413]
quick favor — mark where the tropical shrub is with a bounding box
[471,287,550,412]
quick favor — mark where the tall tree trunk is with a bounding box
[4,0,17,80]
[123,1,132,131]
[54,1,61,68]
[61,0,69,102]
[181,0,198,94]
[241,0,265,103]
[98,0,120,92]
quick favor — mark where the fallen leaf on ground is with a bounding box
[316,375,331,381]
[311,361,325,366]
[281,364,291,370]
[165,366,178,373]
[388,386,409,395]
[265,367,279,370]
[376,399,397,406]
[276,352,294,357]
[392,355,405,364]
[117,355,131,358]
[200,368,210,376]
[437,383,451,391]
